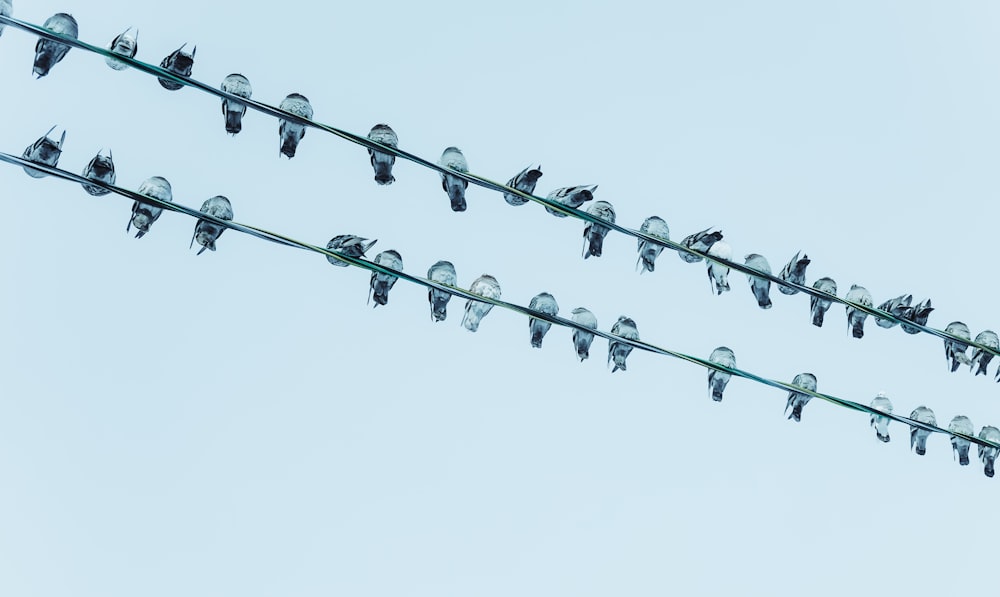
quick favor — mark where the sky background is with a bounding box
[1,1,999,595]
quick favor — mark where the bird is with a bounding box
[874,294,912,329]
[909,406,936,456]
[369,250,403,307]
[845,284,873,339]
[809,277,837,327]
[157,43,196,90]
[608,316,639,373]
[869,392,893,443]
[190,196,233,255]
[105,27,138,71]
[970,330,999,376]
[569,307,598,362]
[948,415,974,466]
[21,126,65,178]
[583,201,616,259]
[220,74,252,135]
[943,322,972,372]
[427,260,457,322]
[677,228,724,263]
[777,251,810,295]
[705,241,733,295]
[128,176,173,239]
[367,124,398,185]
[33,13,78,78]
[80,149,115,196]
[636,216,670,273]
[743,254,772,309]
[977,426,1000,478]
[0,0,10,38]
[325,235,376,267]
[707,346,736,402]
[503,165,543,206]
[784,373,817,422]
[462,274,501,332]
[528,292,559,348]
[900,298,933,334]
[278,93,313,158]
[545,185,597,217]
[439,147,469,212]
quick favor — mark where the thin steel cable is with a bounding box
[1,150,995,455]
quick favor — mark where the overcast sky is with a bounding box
[2,1,999,595]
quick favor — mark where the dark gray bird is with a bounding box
[677,228,723,263]
[608,316,639,373]
[970,330,999,376]
[977,426,1000,477]
[21,126,65,178]
[707,346,736,402]
[33,13,78,78]
[128,176,173,239]
[809,277,837,327]
[874,294,912,329]
[943,322,972,372]
[439,147,469,212]
[784,373,817,422]
[105,27,138,71]
[367,124,398,185]
[845,284,873,339]
[0,1,11,38]
[278,93,314,158]
[545,185,597,217]
[869,392,893,443]
[570,307,598,362]
[462,274,501,332]
[326,235,376,267]
[743,254,773,309]
[158,43,196,90]
[583,201,615,259]
[777,251,810,295]
[220,74,252,135]
[369,250,402,307]
[909,406,936,456]
[528,292,559,348]
[636,216,670,273]
[190,195,233,255]
[948,415,974,466]
[503,165,543,206]
[427,260,457,322]
[900,299,934,334]
[81,149,115,196]
[706,241,732,295]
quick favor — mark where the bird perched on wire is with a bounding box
[948,416,974,466]
[439,147,469,212]
[777,251,810,295]
[545,185,597,217]
[128,176,173,239]
[220,74,252,135]
[608,316,639,373]
[784,373,817,422]
[707,346,736,402]
[899,298,933,334]
[528,292,559,348]
[845,284,873,339]
[21,126,65,178]
[105,27,138,70]
[427,260,457,322]
[0,0,11,38]
[874,294,912,329]
[636,216,670,273]
[462,274,501,332]
[677,228,723,264]
[909,406,936,456]
[943,322,972,372]
[503,165,543,206]
[190,196,233,255]
[366,124,398,185]
[570,307,598,362]
[369,250,402,307]
[81,149,115,196]
[278,93,313,158]
[809,277,837,327]
[970,330,999,376]
[978,426,1000,478]
[869,392,893,443]
[583,201,616,259]
[33,13,78,78]
[158,44,196,90]
[326,235,376,267]
[706,241,732,295]
[743,254,773,309]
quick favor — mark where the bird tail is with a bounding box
[225,107,244,134]
[877,431,890,443]
[851,319,865,339]
[812,309,825,328]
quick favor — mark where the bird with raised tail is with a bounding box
[427,260,457,322]
[608,316,639,373]
[909,406,936,456]
[900,299,933,334]
[948,415,974,466]
[0,0,11,38]
[707,347,736,402]
[81,149,115,196]
[278,93,313,158]
[545,185,596,217]
[977,426,1000,478]
[784,373,817,422]
[21,126,65,178]
[743,254,772,309]
[503,165,543,206]
[582,201,616,259]
[809,277,837,327]
[190,196,233,255]
[325,235,376,267]
[570,307,598,362]
[943,322,972,372]
[528,292,559,348]
[158,44,195,90]
[105,27,138,71]
[462,274,501,332]
[439,147,469,212]
[128,176,172,238]
[970,330,999,376]
[869,392,893,443]
[369,250,402,307]
[874,294,912,329]
[33,13,78,78]
[777,251,810,295]
[705,241,732,295]
[636,216,669,273]
[845,284,873,339]
[366,124,398,185]
[220,74,252,135]
[677,228,723,263]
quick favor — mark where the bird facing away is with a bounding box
[784,373,817,422]
[777,251,810,295]
[367,124,398,185]
[977,426,1000,478]
[190,195,233,255]
[636,216,670,273]
[105,27,138,71]
[608,316,639,373]
[128,176,173,238]
[220,73,252,135]
[158,43,196,90]
[427,260,457,322]
[845,284,873,339]
[439,147,469,212]
[869,392,893,443]
[743,253,773,309]
[369,250,403,307]
[278,93,314,158]
[943,322,972,372]
[948,415,975,466]
[706,241,733,295]
[677,228,724,263]
[900,299,933,334]
[707,346,736,402]
[326,235,376,267]
[0,0,11,38]
[528,292,559,348]
[909,406,937,456]
[21,126,65,178]
[33,13,78,78]
[874,294,912,329]
[81,149,115,196]
[570,307,598,362]
[583,201,616,259]
[970,330,999,376]
[462,274,501,332]
[503,165,543,206]
[545,185,597,217]
[809,277,837,327]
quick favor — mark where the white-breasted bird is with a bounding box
[190,195,233,255]
[105,27,138,71]
[545,185,596,217]
[909,406,936,456]
[845,284,873,339]
[158,43,195,90]
[33,13,78,78]
[784,372,817,422]
[503,165,543,206]
[874,294,912,329]
[977,426,1000,478]
[677,228,723,263]
[427,260,457,322]
[528,292,559,348]
[608,316,639,373]
[809,277,837,327]
[81,149,115,196]
[278,93,313,158]
[777,251,810,295]
[636,216,670,273]
[707,346,736,402]
[583,201,616,259]
[744,254,772,309]
[570,307,598,362]
[970,330,999,376]
[943,322,972,372]
[367,124,398,185]
[948,415,974,466]
[0,0,11,38]
[369,250,402,307]
[21,126,65,178]
[128,176,172,239]
[462,274,501,332]
[900,298,933,334]
[440,147,469,212]
[326,235,376,267]
[220,74,252,135]
[706,241,732,295]
[869,392,893,443]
